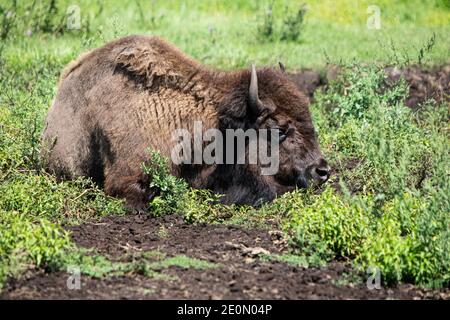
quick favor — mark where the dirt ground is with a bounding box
[289,64,450,109]
[1,214,448,300]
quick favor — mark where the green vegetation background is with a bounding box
[0,0,449,290]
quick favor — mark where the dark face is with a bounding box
[212,66,330,206]
[254,69,330,196]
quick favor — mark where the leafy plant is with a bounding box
[316,64,408,126]
[257,2,307,42]
[257,3,275,41]
[141,149,188,216]
[285,62,450,287]
[0,173,125,223]
[0,210,72,288]
[283,188,371,263]
[417,33,436,65]
[280,3,307,41]
[0,0,17,41]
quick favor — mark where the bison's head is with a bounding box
[248,64,330,197]
[210,64,330,206]
[215,64,330,205]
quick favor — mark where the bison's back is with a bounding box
[42,35,219,206]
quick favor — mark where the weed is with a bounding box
[257,3,275,41]
[332,271,363,287]
[259,253,309,268]
[147,255,219,270]
[0,173,125,223]
[61,249,217,281]
[141,149,188,217]
[157,225,169,239]
[0,210,72,288]
[280,3,307,42]
[62,249,129,278]
[257,2,307,42]
[417,33,436,65]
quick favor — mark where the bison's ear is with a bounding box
[248,64,265,116]
[278,62,286,73]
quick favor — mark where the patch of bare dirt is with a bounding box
[385,65,450,110]
[1,214,448,300]
[289,64,450,109]
[288,69,325,98]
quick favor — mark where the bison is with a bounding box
[42,35,330,211]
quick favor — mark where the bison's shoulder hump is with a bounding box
[59,49,95,82]
[115,44,176,79]
[112,36,200,85]
[59,35,204,88]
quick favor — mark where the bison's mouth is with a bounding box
[272,172,308,189]
[270,167,330,195]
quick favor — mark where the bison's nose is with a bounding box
[310,160,331,184]
[296,159,331,188]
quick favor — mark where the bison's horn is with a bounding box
[249,64,264,115]
[278,61,286,73]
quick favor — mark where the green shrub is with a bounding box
[182,189,224,223]
[284,63,449,287]
[141,150,234,221]
[256,3,275,41]
[357,191,449,287]
[315,65,408,126]
[315,63,445,197]
[283,188,371,262]
[0,210,72,288]
[280,4,307,41]
[141,149,188,216]
[257,2,307,42]
[282,188,449,287]
[0,173,125,223]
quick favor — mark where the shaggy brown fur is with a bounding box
[42,35,328,211]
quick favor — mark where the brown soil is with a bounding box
[290,64,450,109]
[1,214,448,300]
[287,69,325,98]
[385,65,450,110]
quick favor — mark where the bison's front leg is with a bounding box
[105,172,152,214]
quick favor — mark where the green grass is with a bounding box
[146,255,219,270]
[1,0,449,69]
[62,249,217,280]
[0,210,72,286]
[259,253,310,268]
[0,0,449,290]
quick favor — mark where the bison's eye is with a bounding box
[274,128,288,143]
